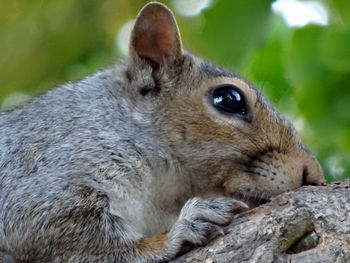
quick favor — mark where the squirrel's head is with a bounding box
[125,2,325,206]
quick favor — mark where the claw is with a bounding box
[231,200,249,212]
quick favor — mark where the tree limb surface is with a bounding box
[171,180,350,263]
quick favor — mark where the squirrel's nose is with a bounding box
[301,153,325,186]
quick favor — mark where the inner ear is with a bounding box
[129,2,182,69]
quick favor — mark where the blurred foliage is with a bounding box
[0,0,349,181]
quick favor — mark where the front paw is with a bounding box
[168,197,248,254]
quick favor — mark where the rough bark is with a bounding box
[171,180,350,263]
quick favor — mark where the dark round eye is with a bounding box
[211,84,249,117]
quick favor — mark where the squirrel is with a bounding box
[0,2,325,263]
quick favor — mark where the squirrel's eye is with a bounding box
[211,84,249,118]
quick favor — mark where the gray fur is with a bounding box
[0,51,243,263]
[0,2,324,262]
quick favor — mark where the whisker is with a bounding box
[234,126,266,155]
[278,126,286,153]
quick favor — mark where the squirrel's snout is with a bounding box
[301,155,325,186]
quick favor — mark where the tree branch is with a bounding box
[171,180,350,263]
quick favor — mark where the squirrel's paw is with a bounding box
[167,197,248,255]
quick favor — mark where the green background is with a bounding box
[0,0,349,181]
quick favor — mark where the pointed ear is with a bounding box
[129,2,182,68]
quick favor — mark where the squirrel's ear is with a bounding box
[129,2,182,68]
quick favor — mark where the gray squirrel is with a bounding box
[0,2,325,262]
